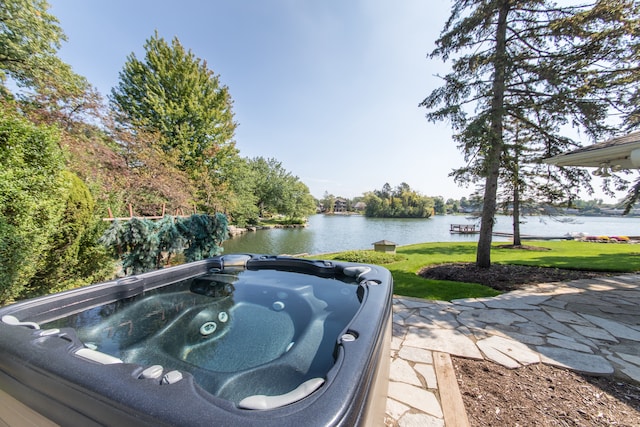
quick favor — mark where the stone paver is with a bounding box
[579,313,640,341]
[414,363,438,389]
[398,345,433,364]
[388,382,443,418]
[390,359,422,386]
[398,413,444,427]
[404,327,483,359]
[385,274,640,426]
[477,335,540,367]
[386,398,410,421]
[536,346,614,374]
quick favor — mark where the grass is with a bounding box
[321,240,640,301]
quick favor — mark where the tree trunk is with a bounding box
[512,128,522,246]
[476,0,510,268]
[513,179,522,246]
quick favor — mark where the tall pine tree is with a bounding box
[422,0,639,267]
[110,32,238,212]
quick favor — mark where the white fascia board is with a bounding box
[543,142,640,168]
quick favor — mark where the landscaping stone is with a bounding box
[414,363,438,389]
[398,412,444,427]
[477,336,540,368]
[385,398,410,421]
[546,337,594,353]
[388,382,443,418]
[398,345,434,364]
[458,308,527,327]
[418,309,459,328]
[399,299,437,309]
[450,298,487,308]
[617,352,640,366]
[541,299,568,309]
[482,294,550,310]
[543,307,594,326]
[515,310,579,337]
[605,355,640,383]
[579,313,640,341]
[569,324,619,342]
[404,327,483,359]
[486,329,546,345]
[536,346,614,374]
[390,358,422,386]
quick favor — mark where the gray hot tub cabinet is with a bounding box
[0,254,392,427]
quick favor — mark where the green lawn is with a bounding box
[321,240,640,301]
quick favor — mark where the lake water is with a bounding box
[221,214,640,256]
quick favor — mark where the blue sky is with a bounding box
[47,0,615,202]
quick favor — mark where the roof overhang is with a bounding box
[543,132,640,170]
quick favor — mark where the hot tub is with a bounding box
[0,254,392,426]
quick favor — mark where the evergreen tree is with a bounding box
[421,0,639,267]
[100,214,229,275]
[179,214,228,262]
[110,32,238,184]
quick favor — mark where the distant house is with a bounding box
[333,198,348,212]
[353,201,366,211]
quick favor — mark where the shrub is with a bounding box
[0,114,66,304]
[179,213,229,262]
[100,213,229,275]
[330,250,406,264]
[24,171,114,298]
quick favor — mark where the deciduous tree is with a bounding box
[364,183,434,218]
[0,0,64,91]
[1,0,102,127]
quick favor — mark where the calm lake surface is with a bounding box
[221,214,640,256]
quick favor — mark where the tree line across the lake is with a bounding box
[1,0,639,303]
[320,183,635,218]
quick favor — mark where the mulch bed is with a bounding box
[454,358,640,427]
[418,261,611,292]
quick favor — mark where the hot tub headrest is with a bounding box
[237,377,325,410]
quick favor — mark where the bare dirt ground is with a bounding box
[419,258,640,426]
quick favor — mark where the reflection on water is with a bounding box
[221,214,640,255]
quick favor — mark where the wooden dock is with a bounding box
[450,224,478,234]
[492,232,573,240]
[450,225,573,240]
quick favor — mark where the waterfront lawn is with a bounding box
[324,240,640,301]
